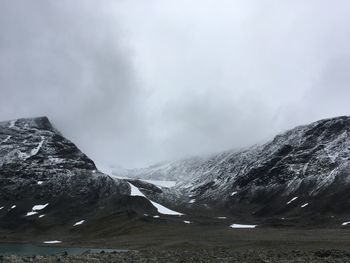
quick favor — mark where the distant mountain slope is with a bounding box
[120,116,350,225]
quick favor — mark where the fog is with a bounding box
[1,0,350,168]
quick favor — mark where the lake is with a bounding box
[0,242,126,256]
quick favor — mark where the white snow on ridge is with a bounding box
[342,221,350,226]
[10,205,16,209]
[9,120,16,128]
[217,217,227,219]
[0,207,3,210]
[73,220,85,226]
[231,191,238,196]
[32,203,49,211]
[37,181,43,185]
[30,137,45,157]
[189,199,196,204]
[128,183,183,216]
[230,224,257,229]
[1,135,11,144]
[287,197,298,204]
[39,215,45,218]
[43,241,62,244]
[301,203,309,208]
[184,220,191,224]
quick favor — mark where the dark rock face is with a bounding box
[0,117,155,230]
[124,116,350,224]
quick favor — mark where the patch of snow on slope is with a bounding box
[10,205,16,209]
[25,211,38,216]
[231,191,238,196]
[129,183,146,197]
[230,224,257,229]
[217,217,227,219]
[30,137,45,156]
[37,181,43,185]
[43,241,62,244]
[128,183,183,216]
[0,207,3,210]
[301,203,309,208]
[73,220,85,226]
[1,136,11,144]
[32,203,49,211]
[39,215,45,218]
[9,120,16,128]
[189,199,196,204]
[184,221,191,224]
[287,197,298,204]
[342,221,350,226]
[150,200,183,216]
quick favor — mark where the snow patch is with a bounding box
[73,220,85,226]
[287,197,298,204]
[217,217,227,219]
[342,221,350,226]
[37,181,43,185]
[184,220,191,224]
[9,120,16,128]
[0,207,3,210]
[30,137,45,157]
[230,224,257,229]
[128,183,183,216]
[301,203,309,208]
[1,135,11,144]
[43,241,62,244]
[25,211,38,217]
[150,201,183,216]
[39,215,45,218]
[153,215,160,218]
[189,199,196,204]
[231,191,238,196]
[10,205,16,209]
[32,203,49,211]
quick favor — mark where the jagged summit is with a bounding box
[0,116,58,132]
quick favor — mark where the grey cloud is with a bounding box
[1,1,350,168]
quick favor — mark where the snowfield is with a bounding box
[128,183,183,216]
[230,224,257,229]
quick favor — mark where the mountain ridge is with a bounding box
[117,115,350,226]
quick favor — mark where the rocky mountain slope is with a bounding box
[0,117,159,232]
[120,116,350,226]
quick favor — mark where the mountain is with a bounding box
[120,116,350,226]
[0,116,160,233]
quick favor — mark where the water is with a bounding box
[0,242,126,256]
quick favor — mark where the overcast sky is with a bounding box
[1,1,350,168]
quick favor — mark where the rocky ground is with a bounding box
[2,249,350,262]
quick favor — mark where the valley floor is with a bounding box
[2,248,350,262]
[2,226,350,262]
